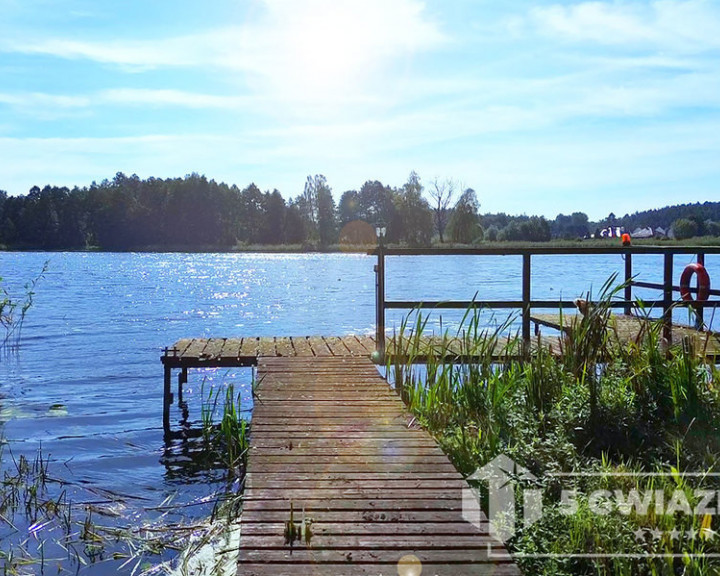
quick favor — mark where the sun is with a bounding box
[268,1,378,103]
[238,0,405,109]
[236,0,443,112]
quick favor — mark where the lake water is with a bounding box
[1,251,718,571]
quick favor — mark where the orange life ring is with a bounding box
[680,263,710,302]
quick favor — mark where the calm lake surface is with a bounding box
[1,251,718,570]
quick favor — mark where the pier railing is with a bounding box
[370,246,720,359]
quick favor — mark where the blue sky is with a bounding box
[1,0,719,220]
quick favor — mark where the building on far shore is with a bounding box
[630,226,671,239]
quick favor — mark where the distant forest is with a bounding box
[0,171,719,250]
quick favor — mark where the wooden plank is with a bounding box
[220,337,243,360]
[307,336,333,356]
[250,438,438,449]
[324,336,351,356]
[238,549,512,563]
[258,337,277,357]
[252,406,409,416]
[240,337,260,358]
[239,533,500,548]
[274,336,295,357]
[531,312,720,357]
[171,338,194,356]
[355,335,375,354]
[202,338,226,360]
[249,447,448,458]
[168,332,543,367]
[237,356,517,576]
[340,335,370,356]
[240,509,468,523]
[291,336,314,357]
[240,521,488,536]
[181,338,208,359]
[245,471,463,481]
[236,563,520,576]
[243,488,462,500]
[245,478,464,491]
[253,395,404,404]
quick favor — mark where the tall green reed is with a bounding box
[0,261,48,352]
[387,274,720,574]
[199,380,249,477]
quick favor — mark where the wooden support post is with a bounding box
[697,252,705,330]
[375,246,386,361]
[522,253,531,352]
[163,365,173,438]
[624,251,633,316]
[178,367,187,404]
[663,252,673,343]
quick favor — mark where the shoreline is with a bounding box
[2,237,720,254]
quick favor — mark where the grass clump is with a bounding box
[0,261,47,353]
[199,380,250,478]
[389,279,720,575]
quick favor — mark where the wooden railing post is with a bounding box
[697,252,705,330]
[375,246,386,361]
[624,250,633,315]
[663,252,673,343]
[522,253,531,351]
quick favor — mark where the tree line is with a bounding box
[0,172,718,250]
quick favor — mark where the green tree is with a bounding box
[394,172,433,246]
[239,183,266,244]
[552,212,589,239]
[298,175,336,244]
[338,190,360,226]
[316,185,337,246]
[706,220,720,237]
[672,217,698,240]
[448,188,481,244]
[261,190,286,244]
[285,202,308,244]
[484,225,499,242]
[357,180,399,242]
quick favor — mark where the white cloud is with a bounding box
[100,89,252,110]
[0,91,92,120]
[531,0,720,52]
[0,0,445,109]
[0,92,90,108]
[0,34,219,72]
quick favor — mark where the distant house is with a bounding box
[599,226,624,238]
[631,227,654,239]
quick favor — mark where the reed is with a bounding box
[0,261,47,353]
[390,277,720,574]
[199,380,250,478]
[0,440,243,575]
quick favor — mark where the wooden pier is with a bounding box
[161,336,375,436]
[237,355,519,575]
[161,246,720,574]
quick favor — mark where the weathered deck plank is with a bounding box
[531,312,720,357]
[237,356,519,576]
[161,333,558,368]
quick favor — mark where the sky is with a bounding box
[0,0,719,220]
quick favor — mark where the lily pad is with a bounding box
[47,404,68,416]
